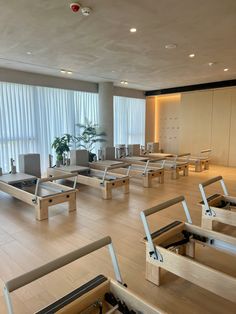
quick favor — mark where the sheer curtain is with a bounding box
[113,96,145,146]
[0,83,38,171]
[0,82,99,172]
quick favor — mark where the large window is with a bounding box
[0,82,99,172]
[113,96,145,146]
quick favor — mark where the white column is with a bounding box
[98,82,114,147]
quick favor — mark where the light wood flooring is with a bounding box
[0,165,235,313]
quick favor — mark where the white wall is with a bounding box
[0,67,145,99]
[0,68,98,93]
[149,86,236,166]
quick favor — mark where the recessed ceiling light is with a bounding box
[165,44,177,49]
[208,62,214,66]
[130,28,137,33]
[60,69,73,74]
[26,51,32,55]
[224,68,229,72]
[189,53,195,58]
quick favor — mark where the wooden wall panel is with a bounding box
[150,87,236,165]
[157,94,181,153]
[179,91,213,155]
[211,89,232,165]
[145,96,157,144]
[228,88,236,167]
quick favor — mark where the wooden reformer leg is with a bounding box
[201,215,213,230]
[171,169,179,180]
[35,202,49,221]
[68,193,77,212]
[183,165,189,176]
[204,160,210,170]
[143,174,152,188]
[146,260,161,286]
[159,171,164,184]
[195,161,203,172]
[124,181,129,194]
[102,187,112,200]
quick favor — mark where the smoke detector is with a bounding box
[81,7,91,16]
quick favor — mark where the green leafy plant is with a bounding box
[51,134,74,162]
[74,119,106,161]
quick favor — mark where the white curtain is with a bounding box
[0,82,99,172]
[113,96,145,146]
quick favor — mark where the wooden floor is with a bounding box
[0,165,235,313]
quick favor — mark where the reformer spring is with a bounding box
[105,292,136,314]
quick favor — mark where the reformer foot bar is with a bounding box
[47,164,129,200]
[199,176,236,230]
[0,173,78,220]
[90,158,164,188]
[3,236,163,314]
[140,196,236,302]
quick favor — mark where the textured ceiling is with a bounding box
[0,0,236,90]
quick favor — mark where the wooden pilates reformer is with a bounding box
[47,164,129,200]
[90,158,164,188]
[178,149,211,172]
[3,237,164,314]
[143,153,190,179]
[140,196,236,302]
[0,172,78,220]
[199,176,236,230]
[116,153,189,180]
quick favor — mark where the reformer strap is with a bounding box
[164,230,207,249]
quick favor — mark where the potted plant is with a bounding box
[51,134,74,165]
[74,119,106,161]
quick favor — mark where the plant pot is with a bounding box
[89,152,96,162]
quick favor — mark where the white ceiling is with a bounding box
[0,0,235,91]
